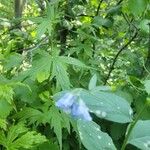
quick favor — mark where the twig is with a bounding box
[95,0,103,16]
[17,36,48,52]
[104,30,138,85]
[117,0,124,5]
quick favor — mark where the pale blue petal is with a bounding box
[71,100,92,121]
[55,93,77,111]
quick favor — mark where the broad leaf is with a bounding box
[128,0,147,16]
[80,90,133,123]
[144,80,150,94]
[88,74,97,90]
[127,120,150,150]
[77,120,116,150]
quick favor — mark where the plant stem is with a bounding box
[121,102,147,150]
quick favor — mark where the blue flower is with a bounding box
[71,100,92,121]
[55,93,77,113]
[55,92,92,121]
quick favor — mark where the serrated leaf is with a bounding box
[127,120,150,150]
[80,90,133,123]
[59,56,88,68]
[49,106,62,150]
[0,123,47,150]
[16,54,52,81]
[77,120,116,150]
[52,59,70,90]
[3,53,23,70]
[88,74,97,90]
[11,131,47,149]
[0,84,14,104]
[36,20,49,39]
[15,107,52,125]
[0,118,7,130]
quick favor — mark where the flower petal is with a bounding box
[71,100,92,121]
[55,93,77,112]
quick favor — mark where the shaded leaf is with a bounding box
[77,120,116,150]
[127,120,150,150]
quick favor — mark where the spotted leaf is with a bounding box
[77,120,116,150]
[127,120,150,150]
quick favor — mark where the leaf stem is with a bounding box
[121,102,147,150]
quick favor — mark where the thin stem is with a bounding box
[121,102,148,150]
[95,0,103,16]
[104,30,138,85]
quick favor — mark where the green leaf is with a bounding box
[37,141,59,150]
[77,120,116,150]
[128,0,147,16]
[88,74,97,90]
[0,123,47,150]
[0,99,12,119]
[3,53,23,70]
[144,80,150,94]
[139,19,150,34]
[59,56,88,68]
[80,90,133,123]
[52,59,70,90]
[15,106,52,125]
[0,118,7,130]
[127,120,150,150]
[0,84,14,104]
[93,16,113,28]
[36,71,50,83]
[11,131,47,149]
[36,20,49,39]
[15,53,52,82]
[49,106,62,150]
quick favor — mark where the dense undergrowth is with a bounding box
[0,0,150,150]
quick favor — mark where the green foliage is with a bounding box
[77,120,116,150]
[0,123,47,150]
[1,0,150,150]
[127,120,150,150]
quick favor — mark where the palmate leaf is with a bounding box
[2,53,23,70]
[0,118,7,130]
[12,52,52,83]
[52,59,70,90]
[127,120,150,150]
[15,105,71,150]
[49,106,62,150]
[0,84,14,104]
[35,2,59,39]
[51,56,89,90]
[59,56,88,68]
[77,120,116,150]
[0,123,47,150]
[15,107,51,125]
